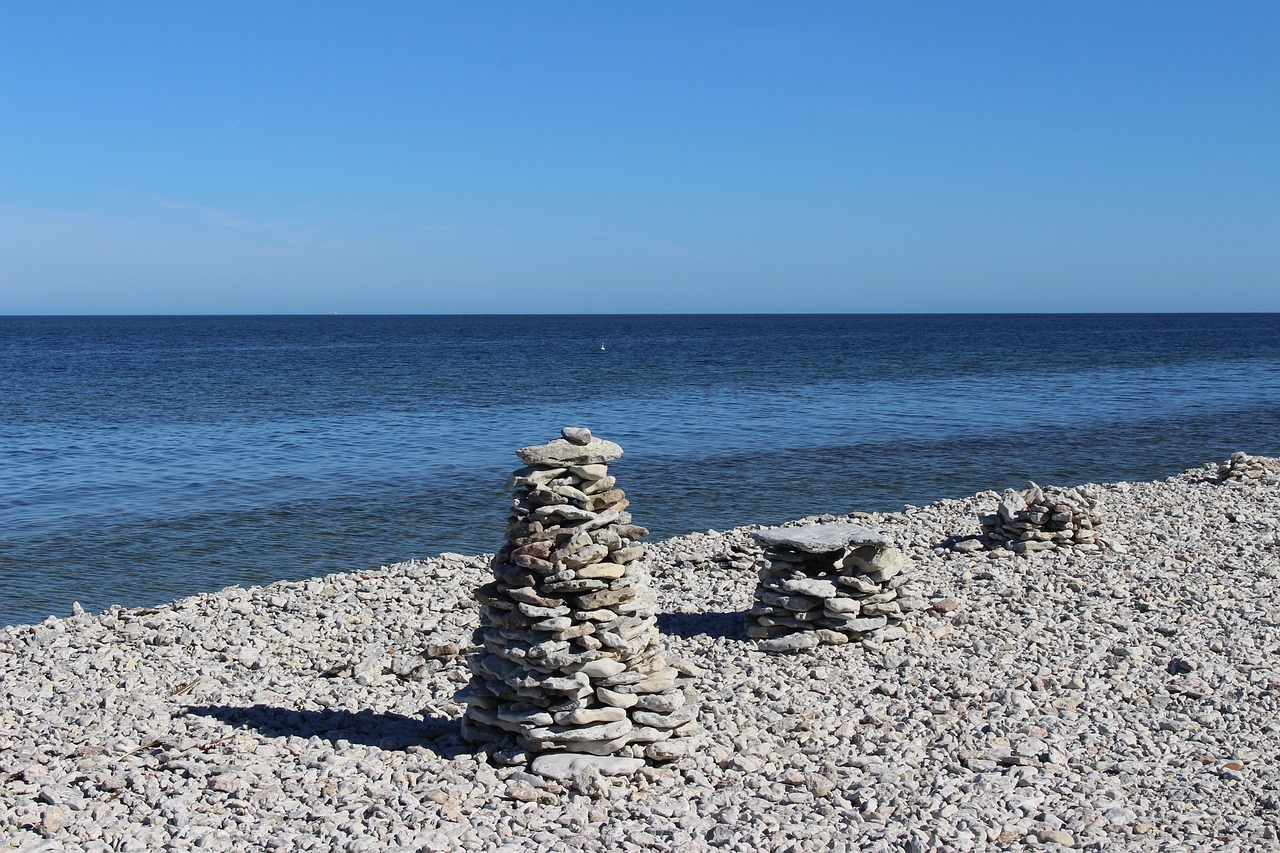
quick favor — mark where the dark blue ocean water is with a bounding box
[2,314,1279,627]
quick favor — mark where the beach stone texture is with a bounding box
[978,481,1105,554]
[746,522,923,651]
[458,427,701,765]
[3,454,1280,852]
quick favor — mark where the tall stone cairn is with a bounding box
[746,522,927,653]
[979,481,1104,553]
[458,428,701,775]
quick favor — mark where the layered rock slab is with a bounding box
[746,521,924,652]
[459,428,701,767]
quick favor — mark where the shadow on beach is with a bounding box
[185,704,470,758]
[657,609,748,640]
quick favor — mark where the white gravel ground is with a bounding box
[2,459,1278,852]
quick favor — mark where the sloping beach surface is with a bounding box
[2,460,1278,852]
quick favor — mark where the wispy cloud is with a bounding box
[145,198,488,254]
[585,229,709,261]
[146,198,342,245]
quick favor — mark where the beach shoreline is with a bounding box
[2,459,1277,851]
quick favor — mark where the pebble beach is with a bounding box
[3,457,1278,852]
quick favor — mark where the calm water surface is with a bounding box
[2,313,1278,626]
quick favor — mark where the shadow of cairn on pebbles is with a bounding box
[979,481,1104,554]
[457,427,702,779]
[746,522,927,653]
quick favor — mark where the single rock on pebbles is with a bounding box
[458,427,701,773]
[746,521,924,652]
[978,480,1105,553]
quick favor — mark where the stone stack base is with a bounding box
[980,482,1103,553]
[745,522,925,653]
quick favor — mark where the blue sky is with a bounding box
[2,2,1277,314]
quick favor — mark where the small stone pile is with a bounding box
[458,428,700,776]
[1218,452,1280,483]
[746,522,925,653]
[979,481,1103,553]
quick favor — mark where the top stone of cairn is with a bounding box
[516,427,624,466]
[752,521,890,553]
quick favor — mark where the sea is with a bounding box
[3,313,1279,627]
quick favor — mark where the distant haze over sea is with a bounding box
[2,313,1278,627]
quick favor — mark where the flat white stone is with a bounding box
[518,436,624,466]
[576,658,626,678]
[753,522,889,553]
[782,577,839,597]
[530,753,645,780]
[757,633,820,652]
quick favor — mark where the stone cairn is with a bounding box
[1218,452,1280,484]
[746,522,925,653]
[458,428,700,777]
[979,481,1103,553]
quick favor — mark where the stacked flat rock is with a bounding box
[1218,452,1280,484]
[746,522,926,653]
[458,428,700,773]
[979,481,1104,553]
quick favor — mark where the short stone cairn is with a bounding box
[979,481,1103,553]
[1218,452,1280,484]
[458,428,700,777]
[746,522,925,653]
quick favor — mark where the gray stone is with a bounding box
[761,590,822,611]
[822,598,861,615]
[576,658,626,679]
[632,690,686,712]
[525,719,633,743]
[630,668,678,694]
[509,466,568,486]
[753,522,889,553]
[576,562,626,580]
[645,739,693,761]
[551,484,589,503]
[846,545,909,578]
[631,703,698,729]
[998,490,1027,521]
[548,735,633,756]
[825,615,887,633]
[518,436,624,466]
[530,753,645,780]
[1036,829,1075,846]
[553,706,627,726]
[583,475,617,495]
[625,724,673,744]
[553,542,609,568]
[781,577,839,598]
[497,707,555,727]
[532,504,597,522]
[541,578,607,594]
[596,686,638,708]
[575,588,635,610]
[561,426,593,445]
[758,633,820,653]
[610,544,645,564]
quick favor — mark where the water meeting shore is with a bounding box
[2,457,1277,851]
